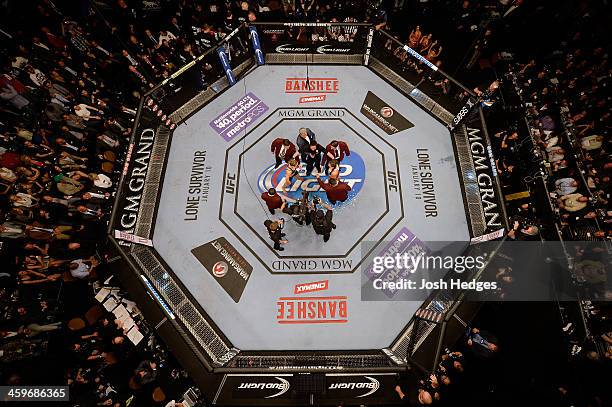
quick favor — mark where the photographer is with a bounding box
[264,218,288,251]
[282,192,311,226]
[310,198,336,242]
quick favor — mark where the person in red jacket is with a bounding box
[322,140,350,174]
[261,188,286,214]
[315,173,351,204]
[271,138,299,168]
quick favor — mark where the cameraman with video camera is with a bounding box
[310,195,336,242]
[282,191,312,226]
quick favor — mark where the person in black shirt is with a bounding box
[134,360,157,386]
[264,219,287,251]
[282,192,311,225]
[304,140,325,176]
[198,24,218,49]
[47,240,95,260]
[310,201,336,242]
[296,128,316,162]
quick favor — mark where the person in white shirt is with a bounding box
[74,103,103,121]
[547,146,565,163]
[0,167,17,183]
[69,258,98,279]
[9,193,39,208]
[580,135,603,151]
[26,66,47,87]
[11,56,28,69]
[555,178,579,196]
[158,30,176,46]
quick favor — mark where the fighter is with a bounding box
[325,159,340,181]
[271,138,299,169]
[277,158,303,193]
[322,139,350,173]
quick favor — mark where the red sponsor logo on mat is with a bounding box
[299,95,327,104]
[294,280,329,294]
[285,78,339,94]
[380,106,394,118]
[212,261,228,278]
[276,296,348,324]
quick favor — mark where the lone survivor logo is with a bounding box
[184,150,212,221]
[411,149,438,218]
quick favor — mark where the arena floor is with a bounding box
[152,65,469,350]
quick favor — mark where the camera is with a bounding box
[312,197,321,205]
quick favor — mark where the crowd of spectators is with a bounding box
[465,3,611,244]
[385,25,444,72]
[503,40,610,242]
[395,347,466,405]
[0,1,226,405]
[480,3,611,378]
[394,325,504,405]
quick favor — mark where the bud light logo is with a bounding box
[257,152,365,206]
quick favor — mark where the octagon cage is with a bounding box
[107,21,508,405]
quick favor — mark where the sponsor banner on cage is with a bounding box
[191,237,253,302]
[448,97,478,132]
[325,374,397,399]
[113,230,153,246]
[216,375,292,401]
[248,26,265,66]
[217,46,237,86]
[403,45,439,71]
[272,42,360,54]
[462,112,504,230]
[114,107,159,246]
[470,228,505,244]
[360,91,414,135]
[213,373,397,404]
[210,93,269,142]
